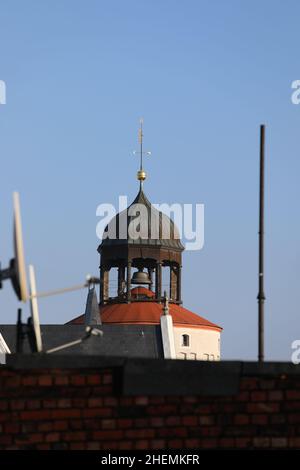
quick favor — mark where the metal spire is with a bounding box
[134,118,151,189]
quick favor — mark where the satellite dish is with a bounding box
[28,265,43,352]
[0,192,28,302]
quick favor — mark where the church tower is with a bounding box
[71,121,222,361]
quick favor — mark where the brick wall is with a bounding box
[0,356,299,450]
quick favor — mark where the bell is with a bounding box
[131,268,151,285]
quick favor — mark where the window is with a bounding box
[203,353,209,361]
[181,334,190,347]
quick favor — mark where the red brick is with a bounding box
[36,444,50,450]
[37,421,53,432]
[0,435,13,445]
[251,391,267,402]
[103,374,112,385]
[251,414,268,425]
[70,375,86,386]
[271,437,288,448]
[247,402,279,413]
[151,439,166,449]
[149,397,165,404]
[259,379,275,390]
[119,397,134,406]
[69,419,82,430]
[289,437,300,448]
[147,405,177,416]
[135,396,149,406]
[51,409,81,419]
[268,391,283,401]
[125,429,155,439]
[253,437,270,448]
[53,420,68,431]
[288,414,300,424]
[234,414,249,425]
[168,439,183,449]
[27,433,43,443]
[150,417,164,427]
[200,438,218,449]
[119,441,133,450]
[135,418,149,428]
[0,411,13,422]
[38,375,53,386]
[182,415,198,426]
[57,399,72,408]
[183,396,198,404]
[83,408,111,418]
[5,423,20,434]
[135,440,149,450]
[240,378,258,390]
[219,438,235,448]
[20,410,52,421]
[62,431,86,441]
[235,438,251,448]
[55,376,69,385]
[45,432,60,442]
[22,376,37,386]
[101,419,116,430]
[199,415,214,425]
[270,414,286,424]
[117,419,133,429]
[87,442,101,450]
[0,401,8,410]
[5,376,21,388]
[185,438,200,448]
[88,398,103,408]
[99,440,118,450]
[87,374,101,385]
[286,390,300,400]
[93,430,123,440]
[72,398,86,408]
[70,442,85,450]
[236,391,250,402]
[165,416,181,426]
[10,399,25,410]
[103,397,118,406]
[26,400,41,410]
[43,399,57,409]
[157,427,187,438]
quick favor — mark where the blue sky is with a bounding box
[0,0,299,360]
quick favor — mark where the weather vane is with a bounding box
[133,118,151,188]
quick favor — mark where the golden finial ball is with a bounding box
[137,170,146,181]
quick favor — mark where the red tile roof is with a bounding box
[69,290,222,331]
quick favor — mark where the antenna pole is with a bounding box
[258,124,266,362]
[139,118,143,171]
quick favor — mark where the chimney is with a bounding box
[160,292,176,359]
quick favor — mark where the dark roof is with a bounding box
[0,324,163,358]
[99,188,184,251]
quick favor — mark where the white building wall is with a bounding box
[173,327,221,361]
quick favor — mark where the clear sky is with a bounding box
[0,0,299,360]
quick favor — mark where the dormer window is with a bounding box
[181,334,190,347]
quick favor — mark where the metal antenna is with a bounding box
[133,118,151,189]
[257,124,266,362]
[139,117,144,171]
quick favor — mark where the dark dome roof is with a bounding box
[99,188,184,251]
